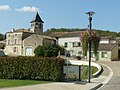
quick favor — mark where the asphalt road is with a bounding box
[100,61,120,90]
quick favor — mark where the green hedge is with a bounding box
[0,57,65,81]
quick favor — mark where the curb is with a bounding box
[98,63,113,89]
[92,65,103,78]
[90,83,103,90]
[90,63,113,90]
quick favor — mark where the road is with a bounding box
[99,61,120,90]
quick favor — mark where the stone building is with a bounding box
[4,13,56,56]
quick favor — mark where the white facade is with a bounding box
[57,34,118,61]
[100,38,117,44]
[90,51,112,61]
[58,37,82,56]
[100,39,109,44]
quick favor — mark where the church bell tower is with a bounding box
[30,12,44,34]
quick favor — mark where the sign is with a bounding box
[63,66,80,81]
[63,66,79,74]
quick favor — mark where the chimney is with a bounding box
[11,28,15,32]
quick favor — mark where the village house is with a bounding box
[4,13,56,56]
[50,32,119,61]
[90,37,118,61]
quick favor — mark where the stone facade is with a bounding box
[23,34,55,56]
[4,13,56,56]
[4,29,33,56]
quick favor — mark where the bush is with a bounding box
[34,45,65,57]
[0,57,65,81]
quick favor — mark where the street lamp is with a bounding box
[86,11,95,83]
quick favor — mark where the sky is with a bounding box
[0,0,120,34]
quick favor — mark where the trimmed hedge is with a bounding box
[0,57,65,81]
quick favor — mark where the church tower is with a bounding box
[30,12,44,34]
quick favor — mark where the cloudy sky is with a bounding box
[0,0,120,34]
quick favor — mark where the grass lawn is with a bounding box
[81,66,98,79]
[64,65,98,81]
[0,79,51,88]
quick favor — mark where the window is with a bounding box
[31,24,34,27]
[8,40,10,45]
[38,24,42,29]
[64,42,68,47]
[73,42,81,47]
[78,42,81,46]
[8,34,10,37]
[78,51,82,55]
[13,47,17,52]
[101,52,108,58]
[15,34,17,36]
[14,39,17,44]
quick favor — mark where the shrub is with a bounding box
[0,57,65,81]
[34,45,65,57]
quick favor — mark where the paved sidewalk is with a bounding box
[0,77,106,90]
[98,61,120,90]
[0,63,110,90]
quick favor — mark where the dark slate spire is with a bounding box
[30,12,44,23]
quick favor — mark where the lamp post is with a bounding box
[86,11,95,83]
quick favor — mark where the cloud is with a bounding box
[0,5,11,11]
[15,6,39,12]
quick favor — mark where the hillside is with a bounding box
[44,28,119,38]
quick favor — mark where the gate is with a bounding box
[63,65,88,81]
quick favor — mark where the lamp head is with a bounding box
[86,11,95,17]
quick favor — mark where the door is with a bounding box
[25,47,32,56]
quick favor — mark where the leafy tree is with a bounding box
[80,30,100,60]
[34,45,44,56]
[44,28,85,35]
[117,32,120,37]
[80,32,88,56]
[44,28,119,38]
[0,33,4,41]
[34,45,65,57]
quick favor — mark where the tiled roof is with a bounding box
[30,13,44,23]
[24,34,56,40]
[6,29,33,33]
[14,29,31,33]
[49,31,84,38]
[100,36,115,40]
[98,43,118,51]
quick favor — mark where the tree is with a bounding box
[0,34,4,41]
[80,30,100,60]
[80,31,88,56]
[92,31,100,60]
[44,28,118,38]
[34,45,65,57]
